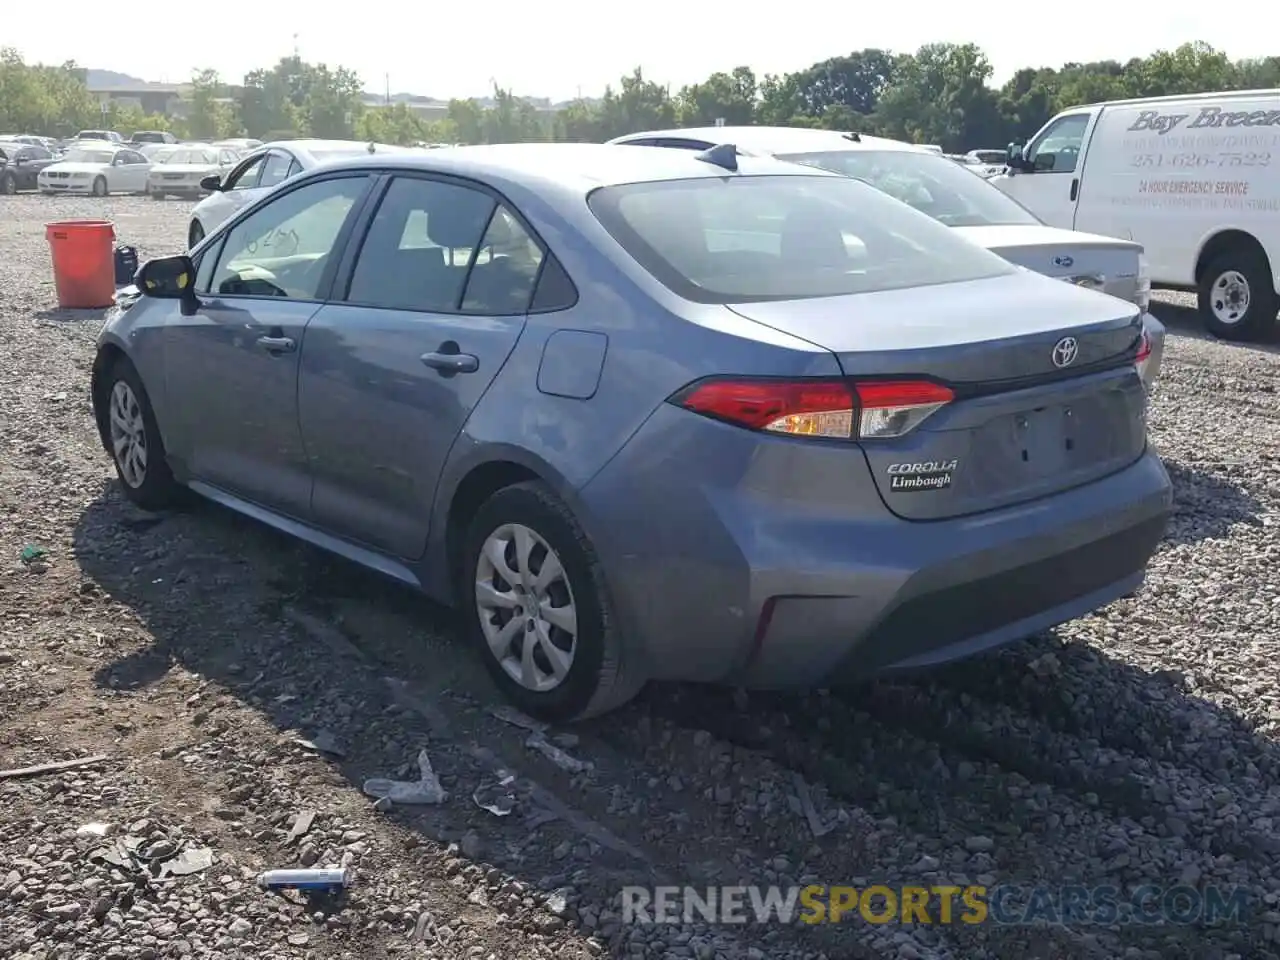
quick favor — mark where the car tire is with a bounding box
[461,481,645,723]
[92,176,108,197]
[188,219,205,248]
[1198,248,1279,341]
[150,190,164,200]
[100,358,185,511]
[0,173,16,195]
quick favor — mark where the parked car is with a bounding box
[993,88,1280,340]
[187,139,402,247]
[38,143,151,196]
[608,126,1164,391]
[0,134,50,147]
[147,144,241,199]
[75,129,125,144]
[0,140,58,193]
[130,130,178,147]
[89,143,1172,721]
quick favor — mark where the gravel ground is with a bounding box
[2,193,1280,960]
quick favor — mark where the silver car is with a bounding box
[608,127,1165,392]
[90,144,1171,722]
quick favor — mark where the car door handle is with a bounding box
[1069,177,1079,202]
[256,335,296,353]
[420,350,478,374]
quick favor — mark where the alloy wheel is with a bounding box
[475,523,578,693]
[108,380,148,488]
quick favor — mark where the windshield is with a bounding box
[164,148,218,165]
[775,150,1040,228]
[62,149,115,164]
[970,150,1007,164]
[78,132,110,140]
[588,174,1014,304]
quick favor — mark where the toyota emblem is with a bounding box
[1052,255,1074,268]
[1052,336,1079,368]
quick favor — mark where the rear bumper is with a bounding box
[580,405,1173,688]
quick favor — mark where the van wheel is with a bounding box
[461,481,645,723]
[1198,248,1279,341]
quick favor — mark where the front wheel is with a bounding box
[188,219,205,248]
[1198,248,1279,341]
[0,173,16,195]
[91,176,107,197]
[461,481,644,723]
[100,359,184,511]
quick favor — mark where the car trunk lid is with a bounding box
[726,271,1148,521]
[952,224,1143,305]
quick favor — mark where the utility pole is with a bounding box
[292,33,300,59]
[385,73,391,106]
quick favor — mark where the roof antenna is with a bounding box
[694,143,739,172]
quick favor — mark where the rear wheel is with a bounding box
[100,359,184,511]
[461,481,644,723]
[0,173,16,195]
[1198,248,1278,341]
[188,219,205,248]
[150,190,164,200]
[92,176,107,197]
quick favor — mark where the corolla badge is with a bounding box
[1052,336,1079,368]
[1052,254,1074,268]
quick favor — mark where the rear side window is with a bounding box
[346,176,545,315]
[588,174,1015,304]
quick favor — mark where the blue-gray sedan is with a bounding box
[90,142,1173,722]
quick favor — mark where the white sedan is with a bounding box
[187,138,405,248]
[37,142,151,196]
[147,144,241,199]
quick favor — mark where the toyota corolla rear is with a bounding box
[578,170,1172,689]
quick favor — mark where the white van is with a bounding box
[992,89,1280,340]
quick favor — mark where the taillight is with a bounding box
[1135,329,1153,386]
[670,377,954,440]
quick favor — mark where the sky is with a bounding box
[8,3,1270,101]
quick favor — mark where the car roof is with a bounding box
[314,141,840,193]
[608,126,933,157]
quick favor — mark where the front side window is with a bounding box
[589,173,1015,304]
[210,175,369,300]
[227,154,265,190]
[778,150,1040,228]
[1026,114,1090,174]
[259,152,294,189]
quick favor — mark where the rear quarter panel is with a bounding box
[423,174,843,599]
[1074,97,1280,285]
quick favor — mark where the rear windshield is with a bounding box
[776,150,1038,228]
[588,174,1015,304]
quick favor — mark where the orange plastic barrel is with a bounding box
[46,220,116,309]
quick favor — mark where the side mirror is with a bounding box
[136,255,197,300]
[200,174,223,191]
[1033,152,1056,172]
